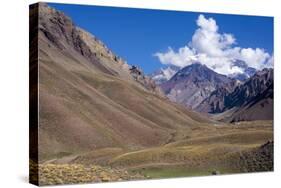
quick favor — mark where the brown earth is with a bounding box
[30,3,274,185]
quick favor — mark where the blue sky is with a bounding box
[48,3,273,74]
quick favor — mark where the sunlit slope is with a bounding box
[46,121,273,176]
[37,3,211,161]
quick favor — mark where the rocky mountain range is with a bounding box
[218,68,273,122]
[195,79,240,114]
[160,63,238,110]
[153,62,273,122]
[30,3,273,185]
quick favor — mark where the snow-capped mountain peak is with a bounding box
[150,65,180,84]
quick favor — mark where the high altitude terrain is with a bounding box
[200,68,273,122]
[160,63,238,110]
[30,3,273,186]
[156,63,273,122]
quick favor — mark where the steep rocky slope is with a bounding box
[224,68,273,109]
[221,68,273,122]
[163,64,274,122]
[29,4,273,185]
[33,3,211,161]
[200,68,273,122]
[195,80,240,113]
[160,63,234,110]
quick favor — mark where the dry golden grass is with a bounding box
[34,5,274,183]
[106,121,273,174]
[30,160,144,186]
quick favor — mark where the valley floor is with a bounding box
[32,120,273,186]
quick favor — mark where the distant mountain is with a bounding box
[195,80,240,113]
[150,65,180,84]
[199,68,273,122]
[160,63,234,110]
[30,5,274,184]
[229,60,257,81]
[157,61,273,122]
[221,68,273,122]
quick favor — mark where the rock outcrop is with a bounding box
[160,63,234,110]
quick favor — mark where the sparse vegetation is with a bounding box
[31,121,273,185]
[30,160,144,186]
[30,3,274,185]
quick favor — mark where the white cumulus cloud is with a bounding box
[154,47,196,67]
[154,14,273,76]
[239,48,270,69]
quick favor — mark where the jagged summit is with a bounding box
[197,68,273,122]
[160,63,234,109]
[39,3,130,75]
[170,63,231,83]
[38,3,163,95]
[29,4,273,185]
